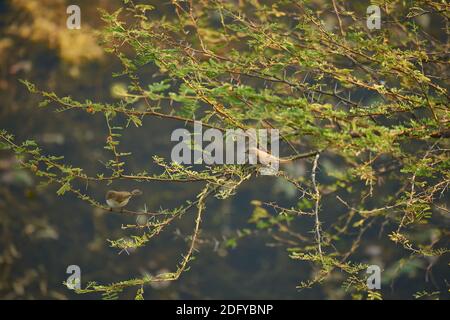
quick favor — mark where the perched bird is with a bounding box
[106,189,142,211]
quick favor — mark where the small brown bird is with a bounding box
[106,189,142,211]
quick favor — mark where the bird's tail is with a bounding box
[131,189,143,196]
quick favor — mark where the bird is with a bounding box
[248,147,291,166]
[106,189,142,212]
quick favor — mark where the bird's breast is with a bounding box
[106,198,129,208]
